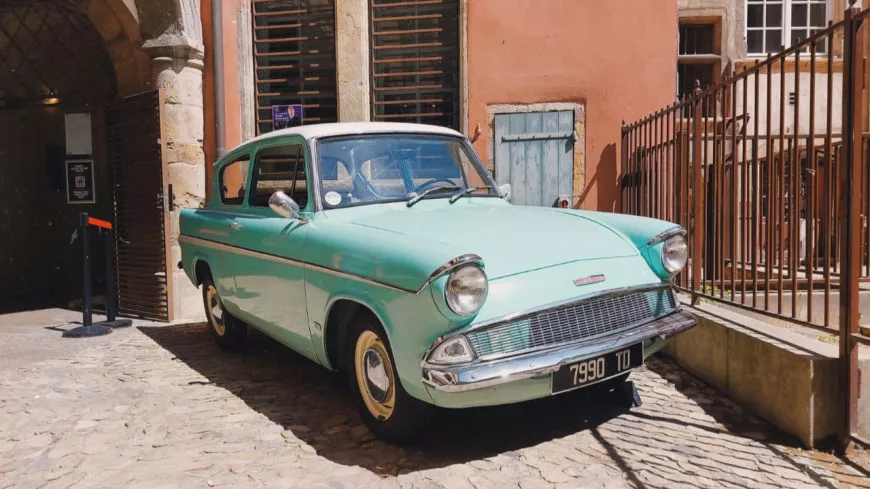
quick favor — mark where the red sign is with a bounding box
[573,274,606,286]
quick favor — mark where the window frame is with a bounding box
[218,152,253,207]
[745,0,831,57]
[248,137,314,212]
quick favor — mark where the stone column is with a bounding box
[146,43,206,321]
[335,0,371,122]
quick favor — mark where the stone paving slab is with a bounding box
[0,315,868,489]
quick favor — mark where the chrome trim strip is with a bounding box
[307,138,324,212]
[647,226,687,246]
[179,234,416,293]
[421,309,697,392]
[416,253,484,295]
[421,283,672,363]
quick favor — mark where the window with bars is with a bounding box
[252,0,338,134]
[746,0,828,55]
[369,0,460,130]
[677,22,719,102]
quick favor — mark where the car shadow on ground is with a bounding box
[140,323,637,475]
[140,322,870,487]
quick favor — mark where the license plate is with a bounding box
[551,343,643,394]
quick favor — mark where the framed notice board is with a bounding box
[65,159,95,204]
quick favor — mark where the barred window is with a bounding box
[252,0,338,134]
[677,22,719,101]
[369,0,460,129]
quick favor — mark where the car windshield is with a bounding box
[317,134,498,209]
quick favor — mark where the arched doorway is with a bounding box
[1,0,206,321]
[0,0,158,314]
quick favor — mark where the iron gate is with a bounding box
[620,5,870,449]
[107,90,173,321]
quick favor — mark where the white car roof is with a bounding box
[246,122,465,145]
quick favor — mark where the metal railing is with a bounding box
[621,6,870,449]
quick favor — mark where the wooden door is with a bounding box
[493,111,575,207]
[107,90,174,321]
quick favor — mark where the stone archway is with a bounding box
[74,0,153,96]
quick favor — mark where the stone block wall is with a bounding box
[664,300,841,447]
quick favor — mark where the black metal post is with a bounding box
[104,227,116,323]
[63,215,122,338]
[80,212,92,327]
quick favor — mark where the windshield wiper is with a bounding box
[406,185,463,207]
[448,186,495,204]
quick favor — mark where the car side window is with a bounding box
[220,154,251,205]
[251,143,308,209]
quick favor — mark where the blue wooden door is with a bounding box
[494,111,574,207]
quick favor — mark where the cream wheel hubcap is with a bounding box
[355,330,395,420]
[205,285,226,336]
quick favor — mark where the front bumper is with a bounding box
[422,309,696,393]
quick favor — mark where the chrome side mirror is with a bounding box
[269,191,308,223]
[498,183,512,203]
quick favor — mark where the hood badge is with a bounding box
[574,274,606,286]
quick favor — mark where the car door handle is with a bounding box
[228,222,243,231]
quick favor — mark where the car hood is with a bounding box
[341,200,638,280]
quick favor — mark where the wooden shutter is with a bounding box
[493,111,575,207]
[252,0,338,133]
[369,0,460,129]
[107,90,173,321]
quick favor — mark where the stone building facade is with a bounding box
[0,0,678,321]
[207,0,678,215]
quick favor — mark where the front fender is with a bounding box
[306,268,463,404]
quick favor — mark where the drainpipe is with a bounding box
[211,0,227,159]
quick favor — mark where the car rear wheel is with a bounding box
[201,275,247,350]
[347,314,433,443]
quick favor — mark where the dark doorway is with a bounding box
[0,1,116,313]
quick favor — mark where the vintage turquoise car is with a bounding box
[178,122,696,441]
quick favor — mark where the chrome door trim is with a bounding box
[180,234,458,294]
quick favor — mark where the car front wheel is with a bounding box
[201,275,247,350]
[347,315,433,443]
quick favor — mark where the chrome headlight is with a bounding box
[445,265,488,316]
[662,234,688,274]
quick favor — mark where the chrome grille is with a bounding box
[466,288,676,359]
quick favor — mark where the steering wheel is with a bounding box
[414,178,458,194]
[352,171,388,199]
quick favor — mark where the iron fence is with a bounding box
[621,6,870,449]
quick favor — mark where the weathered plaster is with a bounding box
[485,103,586,205]
[459,0,468,135]
[335,0,371,122]
[237,0,256,142]
[138,0,204,53]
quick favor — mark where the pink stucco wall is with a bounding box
[467,0,678,211]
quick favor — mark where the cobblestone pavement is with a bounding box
[1,313,869,489]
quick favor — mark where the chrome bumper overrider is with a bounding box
[421,309,697,392]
